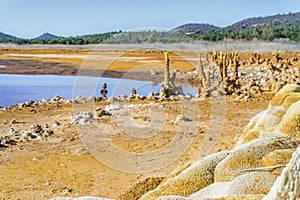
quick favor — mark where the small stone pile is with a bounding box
[95,107,111,117]
[0,123,54,148]
[70,107,111,124]
[127,88,146,101]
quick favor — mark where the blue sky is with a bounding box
[0,0,299,38]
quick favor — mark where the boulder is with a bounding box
[139,151,229,200]
[214,137,297,182]
[118,177,165,200]
[190,172,276,199]
[275,100,300,139]
[262,148,295,171]
[236,84,300,146]
[263,145,300,200]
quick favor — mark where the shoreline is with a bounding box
[0,59,163,82]
[0,41,299,51]
[0,86,279,199]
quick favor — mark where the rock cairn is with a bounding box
[100,82,108,99]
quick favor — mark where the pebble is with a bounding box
[10,119,18,124]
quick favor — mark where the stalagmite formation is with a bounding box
[196,54,209,98]
[159,52,183,99]
[164,51,171,89]
[232,51,239,81]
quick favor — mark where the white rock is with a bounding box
[104,103,123,112]
[70,112,94,125]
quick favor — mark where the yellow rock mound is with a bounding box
[236,84,300,146]
[139,151,229,200]
[134,85,300,200]
[214,137,297,182]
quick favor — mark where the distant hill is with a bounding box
[171,23,220,33]
[0,32,17,40]
[1,11,300,44]
[170,11,300,42]
[230,12,300,30]
[33,33,63,40]
[171,12,300,33]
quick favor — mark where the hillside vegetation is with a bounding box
[0,32,17,40]
[0,12,299,44]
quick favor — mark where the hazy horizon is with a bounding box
[1,0,299,38]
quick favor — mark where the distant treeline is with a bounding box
[0,31,121,45]
[0,30,192,44]
[190,21,300,42]
[1,21,300,44]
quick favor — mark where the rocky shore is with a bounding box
[0,84,298,199]
[0,48,299,200]
[109,84,299,200]
[0,85,272,199]
[67,84,299,200]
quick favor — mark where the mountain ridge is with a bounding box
[230,11,300,30]
[171,23,220,33]
[33,33,63,40]
[0,32,18,40]
[171,11,300,32]
[0,11,299,43]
